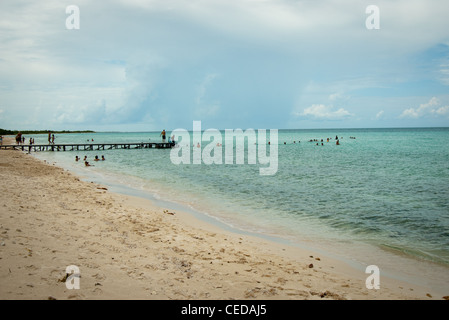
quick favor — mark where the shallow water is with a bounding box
[30,127,449,293]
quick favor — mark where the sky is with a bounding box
[1,0,449,132]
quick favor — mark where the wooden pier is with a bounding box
[0,142,175,152]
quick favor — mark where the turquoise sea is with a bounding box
[30,127,449,293]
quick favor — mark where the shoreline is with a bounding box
[0,144,447,299]
[52,158,449,292]
[29,139,449,296]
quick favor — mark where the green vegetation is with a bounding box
[0,129,14,135]
[0,129,95,135]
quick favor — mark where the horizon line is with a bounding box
[3,125,449,134]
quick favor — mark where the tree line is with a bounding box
[0,129,95,135]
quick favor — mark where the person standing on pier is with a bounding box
[160,129,166,142]
[15,132,22,145]
[52,134,55,144]
[48,131,52,144]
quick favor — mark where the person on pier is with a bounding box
[15,132,22,145]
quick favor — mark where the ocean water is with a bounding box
[30,127,449,291]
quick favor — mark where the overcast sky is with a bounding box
[1,0,449,131]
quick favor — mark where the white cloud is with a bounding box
[440,63,449,85]
[376,110,384,119]
[55,100,107,125]
[299,104,353,120]
[400,97,449,119]
[2,0,449,130]
[400,108,419,118]
[115,0,449,55]
[329,92,349,102]
[435,105,449,115]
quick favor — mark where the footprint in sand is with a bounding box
[92,287,103,295]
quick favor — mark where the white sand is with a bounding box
[0,140,446,300]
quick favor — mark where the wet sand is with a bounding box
[0,139,445,300]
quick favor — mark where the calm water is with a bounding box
[30,127,449,290]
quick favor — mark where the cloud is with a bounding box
[195,73,219,105]
[298,104,353,120]
[440,63,449,85]
[376,110,384,119]
[2,1,449,130]
[329,93,343,101]
[400,97,449,118]
[190,73,222,119]
[54,99,107,125]
[435,105,449,115]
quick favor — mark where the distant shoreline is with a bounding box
[1,127,448,136]
[0,129,95,135]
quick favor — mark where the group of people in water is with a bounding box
[307,135,348,146]
[191,135,353,148]
[76,155,105,166]
[276,135,353,146]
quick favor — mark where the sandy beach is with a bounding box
[0,139,446,300]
